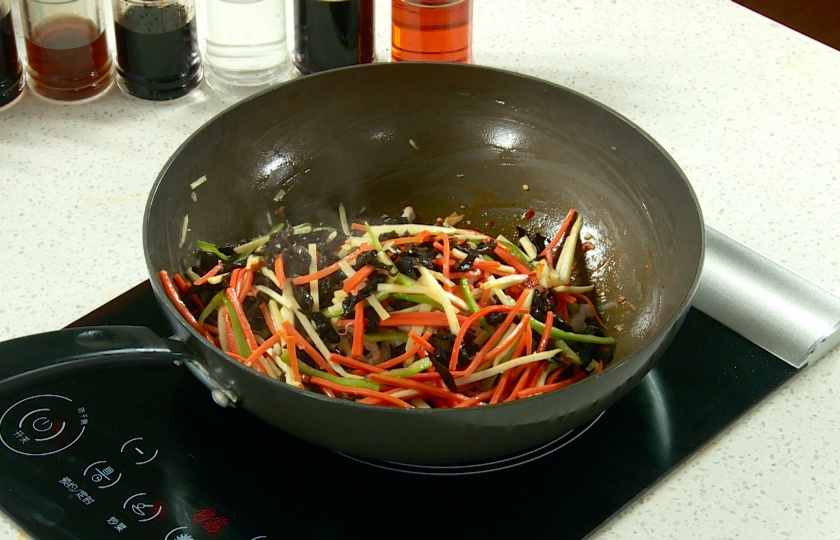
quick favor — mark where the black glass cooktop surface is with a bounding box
[0,282,797,539]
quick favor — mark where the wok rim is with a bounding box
[143,62,705,414]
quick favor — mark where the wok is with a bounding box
[0,63,704,464]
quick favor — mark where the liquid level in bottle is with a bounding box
[391,0,471,63]
[205,0,290,83]
[0,9,24,107]
[293,0,374,74]
[24,15,113,101]
[114,4,201,100]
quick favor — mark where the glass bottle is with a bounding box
[19,0,113,101]
[0,0,24,107]
[113,0,202,100]
[293,0,374,74]
[391,0,471,63]
[204,0,291,97]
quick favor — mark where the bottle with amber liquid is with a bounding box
[391,0,471,63]
[19,0,114,101]
[0,0,24,107]
[293,0,374,74]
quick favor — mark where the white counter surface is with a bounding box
[2,0,839,538]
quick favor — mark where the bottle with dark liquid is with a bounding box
[391,0,471,63]
[113,0,202,100]
[293,0,374,74]
[20,0,113,101]
[0,0,24,108]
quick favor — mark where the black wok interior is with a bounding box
[144,63,704,463]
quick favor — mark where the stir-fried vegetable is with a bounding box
[158,207,616,408]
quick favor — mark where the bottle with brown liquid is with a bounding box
[391,0,471,63]
[0,0,24,107]
[293,0,374,74]
[20,0,113,101]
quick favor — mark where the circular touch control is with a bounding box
[0,394,88,456]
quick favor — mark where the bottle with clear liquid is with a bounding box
[204,0,292,97]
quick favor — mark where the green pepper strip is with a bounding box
[552,338,582,365]
[278,352,381,390]
[363,332,409,342]
[529,319,616,345]
[198,290,226,325]
[390,293,443,310]
[384,358,433,378]
[221,297,251,356]
[196,240,230,262]
[460,278,496,335]
[497,239,536,270]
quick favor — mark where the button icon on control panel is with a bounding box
[121,437,159,465]
[83,460,123,489]
[0,394,87,456]
[123,492,163,523]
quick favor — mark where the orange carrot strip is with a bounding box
[545,367,564,385]
[329,353,386,374]
[193,262,224,286]
[342,264,376,293]
[537,311,555,353]
[368,373,468,403]
[245,326,288,365]
[448,303,521,371]
[364,312,469,328]
[236,269,254,302]
[225,287,259,352]
[291,246,371,286]
[407,331,435,354]
[309,377,412,408]
[539,208,577,267]
[489,370,511,404]
[484,314,530,362]
[280,321,337,375]
[158,270,208,337]
[454,389,496,408]
[440,233,452,286]
[259,302,277,334]
[493,244,533,275]
[456,291,531,375]
[374,339,427,370]
[286,335,302,383]
[220,307,237,355]
[517,371,587,398]
[274,255,286,288]
[351,301,365,358]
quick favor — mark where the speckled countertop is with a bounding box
[1,0,839,538]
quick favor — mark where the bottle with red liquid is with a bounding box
[19,0,113,101]
[0,0,24,107]
[391,0,472,63]
[293,0,374,74]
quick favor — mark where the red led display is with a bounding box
[192,507,230,534]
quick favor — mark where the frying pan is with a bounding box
[0,63,704,464]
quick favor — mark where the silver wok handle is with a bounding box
[693,226,840,369]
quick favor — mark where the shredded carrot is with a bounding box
[291,246,371,286]
[286,335,301,383]
[309,377,413,408]
[274,255,286,288]
[194,262,224,286]
[407,331,435,354]
[225,287,259,352]
[245,326,287,365]
[448,303,523,371]
[259,302,276,334]
[342,264,376,293]
[280,321,337,375]
[368,373,467,403]
[539,208,576,267]
[537,311,554,353]
[454,389,496,408]
[492,244,533,275]
[517,371,587,398]
[158,270,208,338]
[329,353,386,374]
